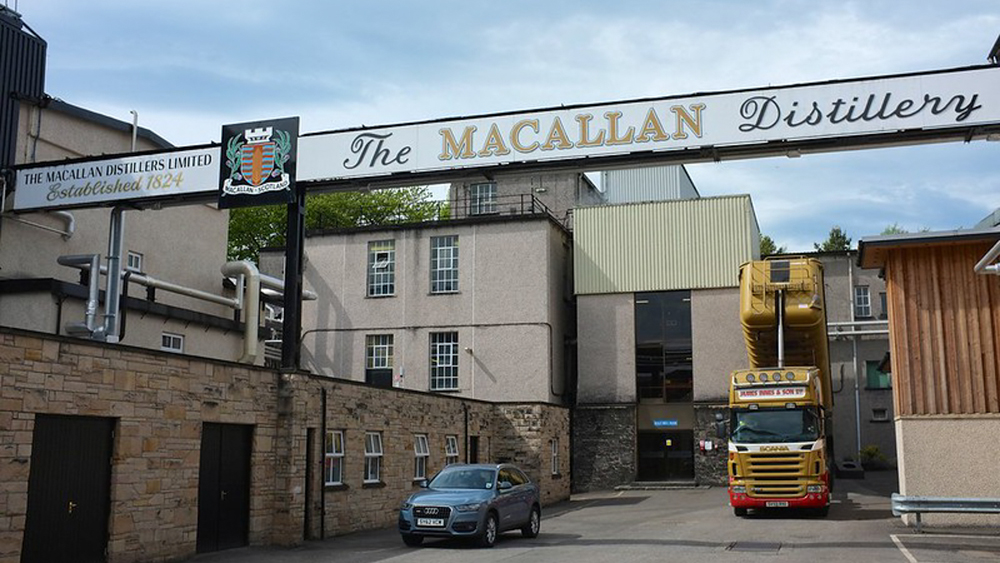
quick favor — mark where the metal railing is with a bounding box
[446,193,561,224]
[891,493,1000,532]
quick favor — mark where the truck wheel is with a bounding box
[734,507,748,517]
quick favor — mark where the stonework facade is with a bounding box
[0,328,569,563]
[571,405,635,492]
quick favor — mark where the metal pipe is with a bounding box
[56,254,100,332]
[222,260,261,363]
[776,290,785,369]
[2,215,74,238]
[848,259,862,458]
[98,206,126,343]
[66,262,241,309]
[832,329,891,337]
[51,211,75,239]
[973,238,1000,275]
[828,320,889,327]
[129,110,138,152]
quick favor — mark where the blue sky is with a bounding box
[15,0,1000,251]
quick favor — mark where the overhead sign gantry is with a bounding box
[9,64,1000,213]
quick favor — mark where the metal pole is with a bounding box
[281,184,306,369]
[776,290,784,368]
[103,206,126,343]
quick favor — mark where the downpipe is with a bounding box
[222,261,261,364]
[56,254,100,335]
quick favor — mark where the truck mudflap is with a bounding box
[729,490,829,509]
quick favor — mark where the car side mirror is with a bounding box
[418,479,429,489]
[498,481,513,492]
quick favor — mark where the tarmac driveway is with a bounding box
[192,472,999,563]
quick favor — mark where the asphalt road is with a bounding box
[193,472,1000,563]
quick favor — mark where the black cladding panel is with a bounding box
[0,9,46,172]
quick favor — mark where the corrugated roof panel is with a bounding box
[574,195,758,294]
[600,165,699,204]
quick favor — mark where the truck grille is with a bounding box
[746,452,807,498]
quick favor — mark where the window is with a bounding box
[445,435,460,465]
[469,182,497,215]
[879,291,888,319]
[325,430,344,485]
[161,332,184,353]
[854,285,871,318]
[635,291,693,403]
[430,332,459,391]
[365,334,394,388]
[866,360,891,389]
[872,408,889,422]
[430,235,459,293]
[364,432,383,483]
[367,240,395,296]
[414,434,430,480]
[551,438,560,475]
[126,250,143,272]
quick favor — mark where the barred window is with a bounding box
[551,438,560,475]
[367,240,395,296]
[469,183,497,215]
[445,435,460,465]
[430,332,459,391]
[325,430,344,485]
[364,432,383,483]
[430,235,459,293]
[414,434,430,480]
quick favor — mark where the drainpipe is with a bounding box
[129,110,138,152]
[96,206,126,343]
[222,260,261,363]
[848,259,862,457]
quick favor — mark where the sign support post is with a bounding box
[281,184,305,370]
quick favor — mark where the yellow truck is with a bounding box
[725,258,833,516]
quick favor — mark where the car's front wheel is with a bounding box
[478,512,498,548]
[522,505,540,538]
[401,533,423,547]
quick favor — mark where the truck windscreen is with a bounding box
[731,407,820,444]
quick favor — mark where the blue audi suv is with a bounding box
[398,463,541,547]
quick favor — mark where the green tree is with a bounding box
[881,223,908,235]
[813,226,852,252]
[759,234,786,256]
[227,186,445,263]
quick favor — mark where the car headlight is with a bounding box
[807,485,824,493]
[400,501,413,511]
[731,486,747,494]
[455,502,486,512]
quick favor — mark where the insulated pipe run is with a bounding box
[98,206,126,343]
[974,238,1000,275]
[56,254,100,332]
[222,261,261,363]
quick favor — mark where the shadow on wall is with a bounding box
[490,404,571,507]
[301,265,353,376]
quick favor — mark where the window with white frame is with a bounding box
[469,182,497,215]
[367,240,395,296]
[854,285,871,318]
[364,432,383,483]
[365,334,394,387]
[126,250,143,272]
[161,332,184,353]
[325,430,344,485]
[445,435,460,465]
[430,332,459,391]
[430,235,459,293]
[413,434,430,480]
[551,438,560,475]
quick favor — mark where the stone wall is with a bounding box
[0,328,569,563]
[693,404,728,485]
[571,404,635,492]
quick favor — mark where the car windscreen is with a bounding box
[429,467,496,490]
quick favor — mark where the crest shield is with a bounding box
[241,141,276,187]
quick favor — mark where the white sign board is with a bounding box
[13,147,219,211]
[296,66,1000,182]
[737,386,808,400]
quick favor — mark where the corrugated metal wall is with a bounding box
[1,9,46,171]
[574,195,759,295]
[600,165,698,204]
[886,242,1000,416]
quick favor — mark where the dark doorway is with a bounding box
[22,414,115,563]
[197,423,253,553]
[636,430,694,481]
[468,436,480,463]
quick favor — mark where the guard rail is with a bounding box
[891,493,1000,532]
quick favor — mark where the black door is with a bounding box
[637,430,694,481]
[468,436,479,463]
[197,423,253,553]
[22,414,114,563]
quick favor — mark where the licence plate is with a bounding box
[765,501,789,507]
[416,518,445,527]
